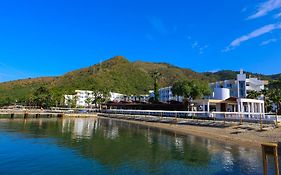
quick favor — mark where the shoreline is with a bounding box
[97,114,281,149]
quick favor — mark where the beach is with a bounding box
[98,114,281,148]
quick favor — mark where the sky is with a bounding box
[0,0,281,82]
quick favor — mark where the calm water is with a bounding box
[0,117,279,175]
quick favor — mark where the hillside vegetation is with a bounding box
[0,56,208,106]
[203,70,281,81]
[0,56,280,106]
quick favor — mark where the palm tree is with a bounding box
[85,97,93,108]
[268,80,281,114]
[70,96,78,108]
[150,71,161,102]
[246,90,260,99]
[260,89,271,112]
[269,89,281,114]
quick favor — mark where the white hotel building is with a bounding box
[158,86,183,103]
[64,90,95,107]
[209,70,267,98]
[64,90,147,107]
[65,90,122,108]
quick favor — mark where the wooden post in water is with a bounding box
[36,114,40,118]
[275,111,278,128]
[261,143,279,175]
[224,113,226,126]
[260,113,263,131]
[11,113,14,119]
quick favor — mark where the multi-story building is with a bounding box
[64,90,102,108]
[209,70,267,98]
[158,86,183,103]
[74,90,95,107]
[153,70,266,103]
[65,90,150,107]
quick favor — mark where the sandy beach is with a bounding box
[98,114,281,148]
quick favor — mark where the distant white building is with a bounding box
[65,90,150,107]
[109,92,124,102]
[64,90,101,108]
[139,95,150,102]
[122,94,150,102]
[75,90,95,107]
[209,69,267,98]
[148,87,183,103]
[158,86,183,103]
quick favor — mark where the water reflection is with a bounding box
[0,117,276,175]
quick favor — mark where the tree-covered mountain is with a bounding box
[0,56,208,106]
[0,56,280,106]
[203,70,281,82]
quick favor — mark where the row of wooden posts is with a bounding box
[9,113,65,119]
[108,109,280,131]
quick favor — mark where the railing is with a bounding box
[266,114,281,122]
[103,109,278,124]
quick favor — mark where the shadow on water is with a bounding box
[0,117,279,175]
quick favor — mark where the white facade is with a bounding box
[210,70,267,98]
[213,88,230,100]
[237,98,265,116]
[65,90,151,107]
[159,86,183,103]
[75,90,95,107]
[196,97,265,113]
[109,92,150,102]
[64,90,100,108]
[109,92,124,102]
[123,95,150,102]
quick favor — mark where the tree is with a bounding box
[268,80,281,114]
[70,96,78,108]
[91,84,110,109]
[85,97,93,108]
[151,71,161,102]
[32,86,52,108]
[50,90,63,107]
[172,79,211,110]
[246,90,260,99]
[260,89,272,112]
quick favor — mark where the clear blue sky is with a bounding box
[0,0,281,82]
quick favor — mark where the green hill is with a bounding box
[203,70,281,81]
[0,56,280,106]
[0,56,208,106]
